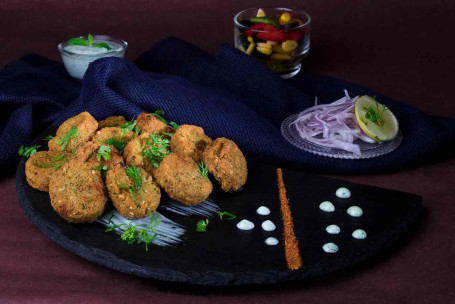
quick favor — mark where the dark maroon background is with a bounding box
[0,0,454,303]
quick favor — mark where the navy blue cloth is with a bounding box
[1,37,454,176]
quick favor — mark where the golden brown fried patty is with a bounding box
[123,133,170,175]
[48,112,98,152]
[98,116,127,129]
[75,141,123,169]
[106,164,161,219]
[170,125,212,163]
[136,112,173,135]
[154,153,212,206]
[25,151,71,192]
[202,137,247,192]
[93,127,136,144]
[49,160,108,223]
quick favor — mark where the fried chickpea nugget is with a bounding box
[202,137,247,192]
[48,112,98,152]
[25,151,71,192]
[123,133,170,175]
[170,125,212,163]
[75,141,123,170]
[98,116,127,129]
[49,160,108,223]
[106,164,161,219]
[154,153,213,206]
[136,112,173,135]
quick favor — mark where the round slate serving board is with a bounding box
[16,127,422,286]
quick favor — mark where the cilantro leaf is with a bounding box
[96,145,112,161]
[196,219,209,232]
[218,211,236,221]
[18,145,41,158]
[57,126,79,151]
[197,161,208,179]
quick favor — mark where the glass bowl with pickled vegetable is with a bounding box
[234,8,311,79]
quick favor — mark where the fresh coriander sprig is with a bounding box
[92,164,108,172]
[67,33,112,50]
[96,145,112,161]
[120,118,138,137]
[44,135,54,141]
[103,139,128,154]
[196,219,209,232]
[151,109,180,130]
[126,164,142,191]
[141,134,170,168]
[34,153,66,170]
[118,184,137,200]
[106,213,161,251]
[197,161,208,179]
[362,100,388,129]
[218,211,237,221]
[18,145,41,158]
[57,126,79,151]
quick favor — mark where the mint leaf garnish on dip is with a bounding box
[67,33,112,50]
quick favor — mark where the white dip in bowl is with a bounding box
[58,35,127,80]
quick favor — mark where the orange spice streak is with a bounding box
[276,168,302,270]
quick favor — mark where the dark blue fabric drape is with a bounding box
[1,37,454,176]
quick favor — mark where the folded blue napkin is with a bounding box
[1,37,454,176]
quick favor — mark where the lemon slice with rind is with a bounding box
[355,96,399,142]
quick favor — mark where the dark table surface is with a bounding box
[1,0,454,303]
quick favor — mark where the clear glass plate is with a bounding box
[281,112,402,159]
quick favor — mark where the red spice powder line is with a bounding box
[276,168,302,270]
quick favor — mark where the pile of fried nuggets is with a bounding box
[25,112,247,223]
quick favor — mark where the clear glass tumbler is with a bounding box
[234,8,311,79]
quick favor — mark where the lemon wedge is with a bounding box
[355,96,399,142]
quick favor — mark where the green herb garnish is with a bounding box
[44,135,54,141]
[18,145,41,158]
[218,211,237,221]
[196,219,209,232]
[92,164,108,172]
[197,161,208,179]
[120,118,138,137]
[96,145,112,161]
[106,213,161,251]
[34,153,66,170]
[362,101,388,129]
[141,134,170,168]
[103,139,128,154]
[57,126,79,151]
[67,33,112,50]
[126,164,142,191]
[118,184,137,200]
[151,109,180,130]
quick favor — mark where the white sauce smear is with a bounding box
[347,206,363,217]
[352,229,367,239]
[256,206,270,215]
[265,237,279,246]
[237,219,255,231]
[261,220,276,231]
[323,242,339,253]
[326,224,341,234]
[336,187,351,198]
[319,201,335,212]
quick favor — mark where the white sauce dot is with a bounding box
[261,220,276,231]
[352,229,367,239]
[347,206,363,217]
[265,237,279,246]
[319,201,335,212]
[336,187,351,198]
[326,224,341,234]
[256,206,270,215]
[323,242,339,253]
[236,219,255,231]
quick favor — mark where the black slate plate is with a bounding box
[16,127,422,286]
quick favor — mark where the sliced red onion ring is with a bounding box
[290,90,375,155]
